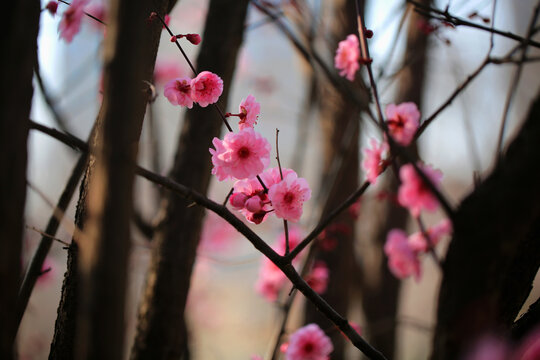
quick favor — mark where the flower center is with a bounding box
[237,146,250,159]
[387,115,405,131]
[176,80,190,93]
[283,192,295,204]
[302,341,314,353]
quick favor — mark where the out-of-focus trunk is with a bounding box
[304,1,364,358]
[49,1,170,358]
[130,1,249,359]
[360,1,430,357]
[0,1,40,358]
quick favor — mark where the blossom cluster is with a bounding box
[384,219,452,280]
[209,95,311,224]
[164,71,224,108]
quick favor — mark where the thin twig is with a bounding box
[415,216,441,267]
[408,0,540,49]
[25,226,70,246]
[275,128,290,255]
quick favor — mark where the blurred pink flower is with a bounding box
[59,0,89,43]
[198,212,236,252]
[190,71,223,107]
[384,229,421,280]
[334,34,360,81]
[385,102,420,146]
[238,95,261,130]
[255,255,286,301]
[268,171,311,222]
[164,77,193,108]
[286,324,333,360]
[362,138,389,184]
[154,60,185,85]
[513,327,540,360]
[408,218,453,252]
[210,128,271,181]
[398,163,443,217]
[464,336,509,360]
[305,261,329,294]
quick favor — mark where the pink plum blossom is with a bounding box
[305,261,329,294]
[398,163,443,217]
[268,171,311,222]
[164,77,193,108]
[334,34,360,81]
[238,95,261,130]
[285,324,333,360]
[59,0,89,43]
[362,138,389,184]
[385,102,420,146]
[190,71,223,107]
[384,229,421,280]
[230,176,270,224]
[464,336,510,360]
[210,128,271,181]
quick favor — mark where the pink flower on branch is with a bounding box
[362,138,389,185]
[398,163,443,217]
[190,71,223,107]
[385,102,420,146]
[59,0,89,43]
[164,77,193,108]
[334,34,360,81]
[238,95,260,130]
[210,128,271,181]
[268,171,311,222]
[286,324,333,360]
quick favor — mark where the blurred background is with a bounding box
[20,0,540,358]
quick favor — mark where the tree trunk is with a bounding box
[431,91,540,359]
[0,1,40,358]
[131,1,249,359]
[304,1,364,358]
[49,1,170,358]
[360,1,430,357]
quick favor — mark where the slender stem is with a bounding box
[415,216,441,267]
[275,128,289,255]
[58,0,107,25]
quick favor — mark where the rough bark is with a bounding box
[303,1,364,358]
[131,1,249,359]
[431,91,540,359]
[49,1,169,358]
[360,1,430,357]
[0,1,40,358]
